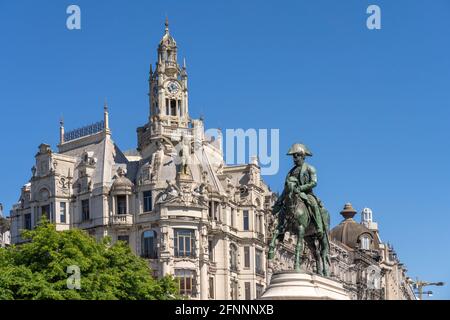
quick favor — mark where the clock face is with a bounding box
[167,81,179,94]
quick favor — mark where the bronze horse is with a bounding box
[268,176,331,276]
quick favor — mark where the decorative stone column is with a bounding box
[200,225,209,300]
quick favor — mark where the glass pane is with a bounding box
[179,237,184,256]
[185,237,190,255]
[180,278,185,291]
[243,211,249,230]
[186,277,191,290]
[245,247,250,267]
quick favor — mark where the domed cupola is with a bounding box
[111,167,134,194]
[330,203,379,251]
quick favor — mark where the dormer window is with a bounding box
[360,234,371,250]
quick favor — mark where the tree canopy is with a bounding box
[0,220,180,300]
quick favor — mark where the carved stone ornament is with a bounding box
[156,180,181,204]
[156,180,208,206]
[58,177,70,195]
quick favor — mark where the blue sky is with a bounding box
[1,0,449,299]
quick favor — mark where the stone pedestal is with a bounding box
[260,271,350,300]
[177,172,193,182]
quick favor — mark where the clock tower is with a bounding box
[149,18,189,128]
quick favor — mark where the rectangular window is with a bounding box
[170,99,177,116]
[245,282,251,300]
[41,204,51,221]
[143,191,152,212]
[243,210,249,231]
[142,231,157,259]
[231,280,239,300]
[256,284,264,299]
[60,202,66,223]
[244,246,250,268]
[117,195,127,215]
[208,201,213,219]
[81,199,90,221]
[208,240,214,262]
[178,100,183,116]
[118,235,129,244]
[165,98,169,115]
[174,229,195,258]
[209,277,215,299]
[231,208,235,227]
[175,269,194,297]
[255,249,264,275]
[24,213,32,230]
[213,201,219,221]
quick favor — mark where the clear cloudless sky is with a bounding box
[0,0,449,299]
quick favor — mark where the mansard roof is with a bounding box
[60,134,129,188]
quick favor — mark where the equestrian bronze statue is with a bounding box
[268,143,331,276]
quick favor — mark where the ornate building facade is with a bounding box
[9,21,415,300]
[10,20,271,300]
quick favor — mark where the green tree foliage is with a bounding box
[0,220,180,300]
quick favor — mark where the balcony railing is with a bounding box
[161,126,193,139]
[110,214,133,226]
[165,61,178,70]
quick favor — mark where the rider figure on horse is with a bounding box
[268,143,330,275]
[273,143,325,238]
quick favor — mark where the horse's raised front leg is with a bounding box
[294,225,305,272]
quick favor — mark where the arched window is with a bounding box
[230,244,238,272]
[142,230,157,259]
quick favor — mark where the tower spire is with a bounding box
[59,116,65,145]
[165,16,169,34]
[104,99,110,134]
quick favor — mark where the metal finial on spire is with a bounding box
[165,16,169,34]
[59,115,65,144]
[104,98,110,133]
